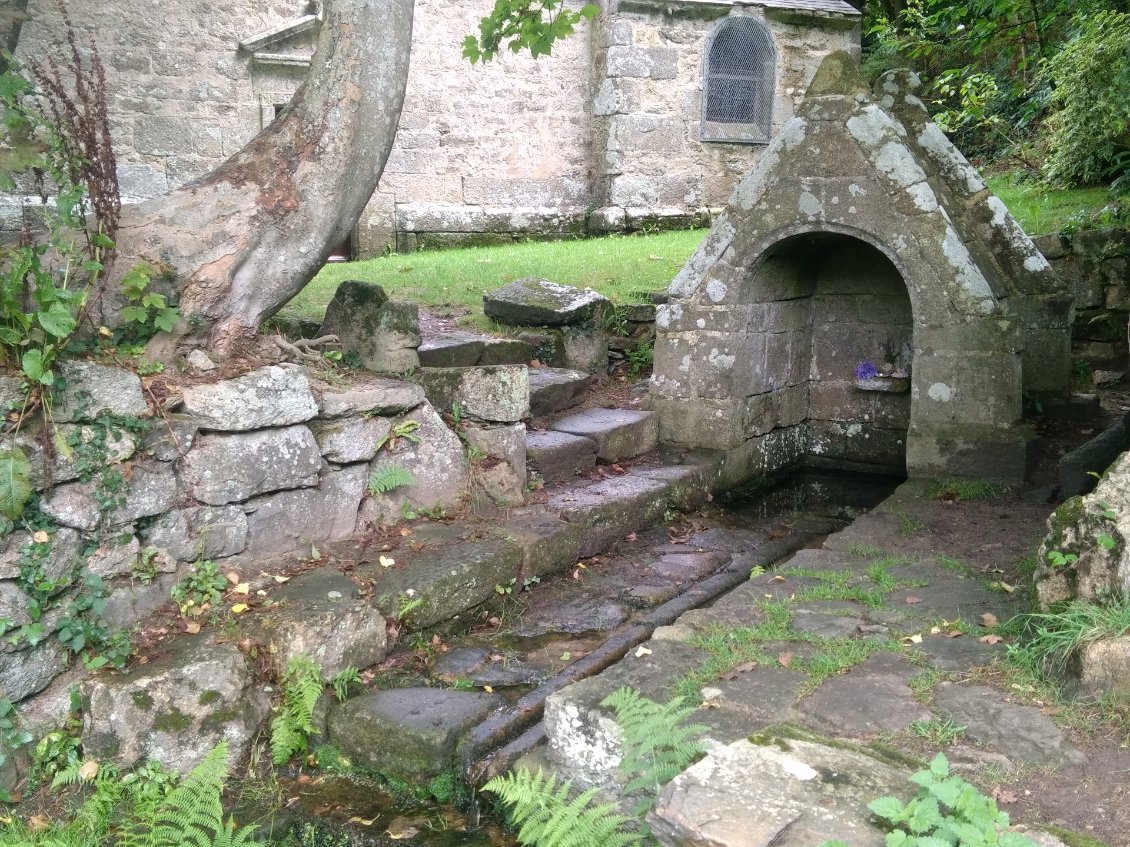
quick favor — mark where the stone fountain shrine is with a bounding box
[650,53,1073,483]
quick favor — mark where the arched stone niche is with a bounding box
[650,53,1073,483]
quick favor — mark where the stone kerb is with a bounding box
[0,362,470,712]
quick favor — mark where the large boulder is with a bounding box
[1034,449,1130,607]
[320,280,420,373]
[420,365,529,423]
[483,277,611,327]
[80,638,270,774]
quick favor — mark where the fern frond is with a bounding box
[369,464,413,495]
[270,654,325,765]
[483,768,644,847]
[601,686,706,813]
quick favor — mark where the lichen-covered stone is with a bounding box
[320,280,421,373]
[484,277,611,327]
[315,378,425,418]
[0,527,82,585]
[54,362,147,423]
[88,535,142,579]
[80,638,270,773]
[420,365,529,423]
[242,463,367,559]
[462,421,526,506]
[181,365,318,431]
[0,641,68,702]
[145,506,249,562]
[550,408,657,462]
[1035,449,1130,608]
[182,426,322,505]
[362,401,469,525]
[51,424,138,484]
[310,416,392,464]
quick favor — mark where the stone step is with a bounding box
[549,408,658,463]
[418,331,534,368]
[526,430,598,483]
[527,366,594,417]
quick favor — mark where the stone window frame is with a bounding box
[700,14,777,144]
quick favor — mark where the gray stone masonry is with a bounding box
[651,54,1071,483]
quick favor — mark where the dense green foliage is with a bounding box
[464,1,600,63]
[270,655,324,766]
[864,0,1130,190]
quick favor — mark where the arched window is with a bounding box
[702,16,776,143]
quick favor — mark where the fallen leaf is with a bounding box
[32,530,49,544]
[979,634,1004,645]
[184,621,201,634]
[231,603,249,614]
[483,685,493,693]
[634,645,653,658]
[231,582,250,595]
[559,651,572,661]
[929,626,942,634]
[990,581,1016,594]
[981,612,999,627]
[945,630,963,638]
[256,590,268,596]
[379,555,396,568]
[904,634,923,644]
[28,815,51,833]
[488,616,501,626]
[625,532,637,542]
[273,575,290,583]
[78,760,99,780]
[225,571,240,585]
[399,527,412,537]
[778,651,795,668]
[489,653,503,662]
[904,596,922,605]
[1040,706,1062,716]
[770,575,786,583]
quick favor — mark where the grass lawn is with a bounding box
[281,177,1117,328]
[279,230,707,327]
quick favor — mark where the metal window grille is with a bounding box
[702,17,775,143]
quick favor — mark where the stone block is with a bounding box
[559,327,609,374]
[252,568,388,680]
[418,333,486,367]
[483,278,611,327]
[420,365,529,423]
[551,409,657,462]
[649,396,747,451]
[494,508,585,580]
[463,421,527,506]
[526,430,597,483]
[145,505,249,562]
[607,115,685,154]
[54,362,147,423]
[0,641,68,702]
[183,426,322,505]
[605,45,678,79]
[363,402,469,525]
[315,378,425,418]
[320,281,421,374]
[548,474,669,557]
[242,464,367,559]
[1066,636,1130,703]
[0,527,82,585]
[479,338,536,366]
[133,115,195,156]
[652,332,766,399]
[528,367,593,416]
[310,416,392,464]
[327,688,502,780]
[365,539,522,628]
[88,535,142,579]
[181,365,318,432]
[80,638,270,774]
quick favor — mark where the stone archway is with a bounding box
[650,53,1074,485]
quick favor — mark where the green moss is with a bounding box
[131,690,153,710]
[152,707,192,733]
[198,690,221,706]
[1043,825,1111,847]
[200,704,246,734]
[1047,495,1087,549]
[747,723,925,771]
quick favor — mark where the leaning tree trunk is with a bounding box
[104,0,414,358]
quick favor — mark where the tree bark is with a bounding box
[103,0,414,358]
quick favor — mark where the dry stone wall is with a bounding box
[0,362,470,708]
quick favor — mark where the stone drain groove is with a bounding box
[462,525,839,782]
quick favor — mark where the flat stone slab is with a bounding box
[910,632,1004,672]
[932,683,1086,768]
[796,652,930,736]
[526,430,597,483]
[480,337,536,365]
[417,332,487,367]
[493,507,585,580]
[484,277,610,327]
[363,538,522,629]
[550,409,658,462]
[509,592,630,638]
[528,367,594,416]
[327,687,502,779]
[420,365,529,423]
[548,473,670,557]
[181,365,318,431]
[704,666,808,729]
[431,647,545,688]
[649,736,914,847]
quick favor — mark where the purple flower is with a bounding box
[855,361,878,380]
